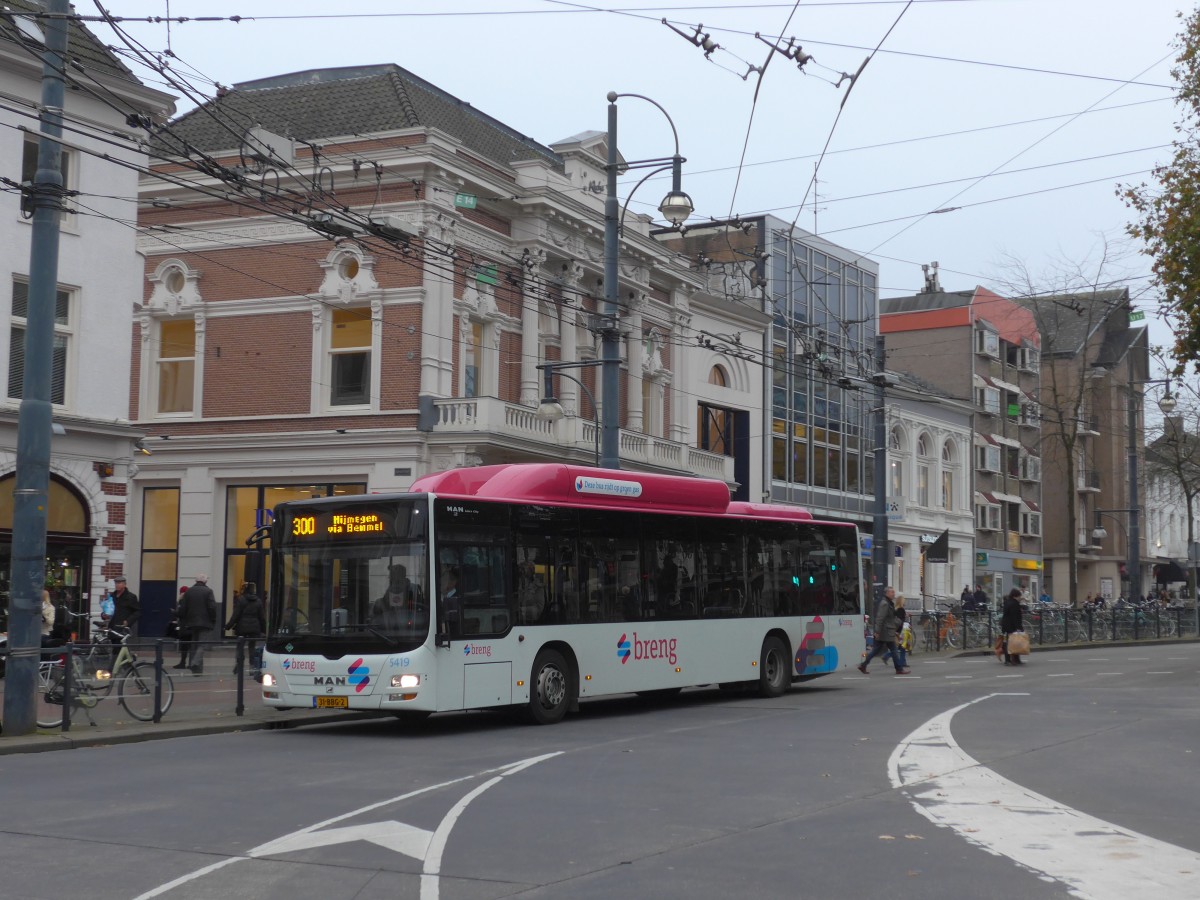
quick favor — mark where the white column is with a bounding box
[420,216,457,397]
[669,304,692,444]
[626,292,645,433]
[519,252,544,407]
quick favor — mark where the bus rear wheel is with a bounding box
[758,636,789,698]
[528,649,571,725]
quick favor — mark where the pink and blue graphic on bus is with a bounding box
[347,658,370,693]
[617,632,678,665]
[794,616,838,674]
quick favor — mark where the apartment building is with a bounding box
[0,6,172,623]
[881,279,1044,603]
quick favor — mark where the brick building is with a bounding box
[129,65,756,631]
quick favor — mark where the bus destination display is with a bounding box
[286,510,389,540]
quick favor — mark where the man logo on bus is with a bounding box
[617,632,677,665]
[347,658,370,693]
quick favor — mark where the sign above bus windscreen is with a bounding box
[284,507,410,541]
[573,475,643,498]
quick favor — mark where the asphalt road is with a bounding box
[2,643,1197,900]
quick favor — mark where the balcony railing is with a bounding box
[429,397,733,481]
[1076,469,1101,492]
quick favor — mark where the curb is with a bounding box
[0,709,393,755]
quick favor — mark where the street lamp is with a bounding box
[601,91,692,470]
[536,361,601,467]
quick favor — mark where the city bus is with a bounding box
[260,464,864,724]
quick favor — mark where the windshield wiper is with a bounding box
[340,621,399,646]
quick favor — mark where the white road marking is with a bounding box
[1147,671,1173,675]
[135,752,562,900]
[888,695,1200,899]
[945,675,973,680]
[1046,673,1075,678]
[1097,672,1123,676]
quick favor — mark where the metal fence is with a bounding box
[914,606,1200,653]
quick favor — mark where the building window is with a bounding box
[976,445,1001,472]
[22,137,71,223]
[698,403,734,456]
[156,319,195,414]
[976,387,1000,415]
[709,365,727,387]
[329,307,371,406]
[464,320,483,398]
[976,503,1001,530]
[1021,510,1041,536]
[8,279,70,404]
[975,328,999,357]
[918,464,930,507]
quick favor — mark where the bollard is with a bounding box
[154,640,164,724]
[62,640,74,732]
[235,637,245,717]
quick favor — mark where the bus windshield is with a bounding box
[269,500,429,653]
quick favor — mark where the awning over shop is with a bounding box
[1154,561,1187,583]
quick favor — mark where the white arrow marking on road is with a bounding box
[889,694,1200,899]
[136,752,562,900]
[250,819,432,859]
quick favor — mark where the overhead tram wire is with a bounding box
[863,48,1176,256]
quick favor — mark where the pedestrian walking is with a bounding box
[858,586,910,675]
[108,576,140,641]
[1002,587,1025,666]
[226,582,266,679]
[175,574,217,674]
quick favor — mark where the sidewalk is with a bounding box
[0,643,391,756]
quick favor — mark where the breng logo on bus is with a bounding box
[616,632,678,665]
[347,658,370,692]
[282,658,315,672]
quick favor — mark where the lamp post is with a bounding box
[536,361,601,467]
[1123,376,1176,601]
[602,91,693,470]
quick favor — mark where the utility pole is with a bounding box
[3,0,69,735]
[871,334,889,612]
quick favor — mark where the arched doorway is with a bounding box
[0,474,93,638]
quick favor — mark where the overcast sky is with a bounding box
[92,0,1188,353]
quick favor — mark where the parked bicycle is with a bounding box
[36,626,174,728]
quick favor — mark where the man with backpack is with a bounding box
[175,574,217,674]
[225,582,267,680]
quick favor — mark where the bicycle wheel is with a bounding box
[941,626,960,649]
[80,644,117,697]
[117,662,174,721]
[36,664,66,728]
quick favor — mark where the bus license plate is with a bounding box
[314,696,348,709]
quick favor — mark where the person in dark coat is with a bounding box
[969,584,989,612]
[857,587,911,675]
[1001,587,1025,666]
[109,576,140,641]
[175,574,217,674]
[226,582,267,679]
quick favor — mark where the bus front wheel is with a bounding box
[528,649,571,725]
[758,636,789,698]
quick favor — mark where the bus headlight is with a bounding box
[261,673,276,687]
[391,673,420,688]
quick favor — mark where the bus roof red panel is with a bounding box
[726,501,814,521]
[410,464,733,515]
